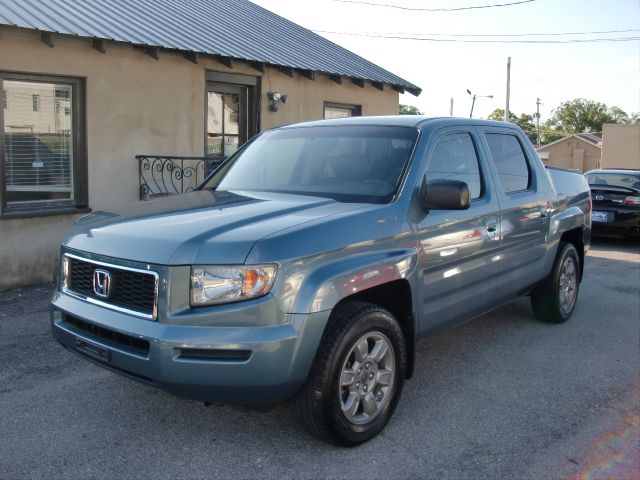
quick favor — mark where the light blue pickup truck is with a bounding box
[51,116,591,445]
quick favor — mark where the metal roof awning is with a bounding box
[0,0,421,96]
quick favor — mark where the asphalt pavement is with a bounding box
[0,238,638,479]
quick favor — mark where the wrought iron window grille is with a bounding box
[137,155,223,200]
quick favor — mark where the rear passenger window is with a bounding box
[485,134,531,193]
[427,133,482,199]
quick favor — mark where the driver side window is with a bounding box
[426,133,483,200]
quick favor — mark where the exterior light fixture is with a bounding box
[267,91,288,112]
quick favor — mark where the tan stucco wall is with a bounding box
[0,27,399,289]
[0,214,81,287]
[601,124,640,170]
[259,69,399,127]
[537,137,601,172]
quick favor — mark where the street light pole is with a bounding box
[467,90,476,118]
[467,89,493,119]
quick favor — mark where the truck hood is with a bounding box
[65,190,365,265]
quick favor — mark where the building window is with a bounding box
[485,133,531,193]
[1,89,6,109]
[324,102,362,119]
[1,72,86,216]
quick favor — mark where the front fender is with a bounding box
[286,249,418,315]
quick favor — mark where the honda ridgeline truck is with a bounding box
[51,117,591,445]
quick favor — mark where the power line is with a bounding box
[315,28,640,38]
[313,30,640,43]
[332,0,537,12]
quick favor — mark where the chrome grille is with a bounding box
[64,254,158,319]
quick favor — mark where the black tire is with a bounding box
[531,242,581,323]
[296,301,406,446]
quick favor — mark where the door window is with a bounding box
[426,133,483,199]
[207,91,241,158]
[207,83,248,159]
[485,134,531,193]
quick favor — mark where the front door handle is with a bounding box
[486,224,497,238]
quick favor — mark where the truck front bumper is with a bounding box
[51,293,329,404]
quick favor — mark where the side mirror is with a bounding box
[419,177,471,211]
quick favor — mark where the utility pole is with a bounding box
[504,57,511,122]
[535,97,542,148]
[450,98,454,117]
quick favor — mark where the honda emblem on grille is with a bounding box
[93,269,112,298]
[595,195,604,200]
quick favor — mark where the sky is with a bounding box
[251,0,640,124]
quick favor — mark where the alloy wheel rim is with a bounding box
[559,256,577,314]
[338,331,395,425]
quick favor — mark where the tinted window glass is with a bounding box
[586,173,640,190]
[203,126,418,204]
[426,133,482,199]
[486,134,530,193]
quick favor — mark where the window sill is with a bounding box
[0,206,92,221]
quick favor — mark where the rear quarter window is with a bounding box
[485,133,531,193]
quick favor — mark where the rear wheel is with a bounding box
[296,301,406,446]
[531,242,581,323]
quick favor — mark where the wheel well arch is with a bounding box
[559,228,585,281]
[330,279,416,379]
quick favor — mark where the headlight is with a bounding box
[190,265,277,306]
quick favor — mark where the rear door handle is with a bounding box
[486,224,497,238]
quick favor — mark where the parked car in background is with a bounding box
[51,117,591,446]
[584,169,640,239]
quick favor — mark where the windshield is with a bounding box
[202,125,419,203]
[586,172,640,191]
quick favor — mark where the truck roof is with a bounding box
[278,115,516,130]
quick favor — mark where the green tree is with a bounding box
[488,108,516,122]
[487,109,537,143]
[542,100,639,144]
[541,120,566,144]
[608,106,640,124]
[399,104,423,115]
[546,98,614,134]
[609,106,630,124]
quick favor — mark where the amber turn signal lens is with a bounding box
[242,267,275,296]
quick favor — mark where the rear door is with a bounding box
[415,127,501,336]
[479,127,551,301]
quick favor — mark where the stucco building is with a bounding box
[536,133,602,172]
[600,123,640,170]
[0,0,420,289]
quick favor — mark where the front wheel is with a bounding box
[531,242,581,323]
[296,302,406,446]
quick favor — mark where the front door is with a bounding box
[415,128,501,337]
[206,82,248,160]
